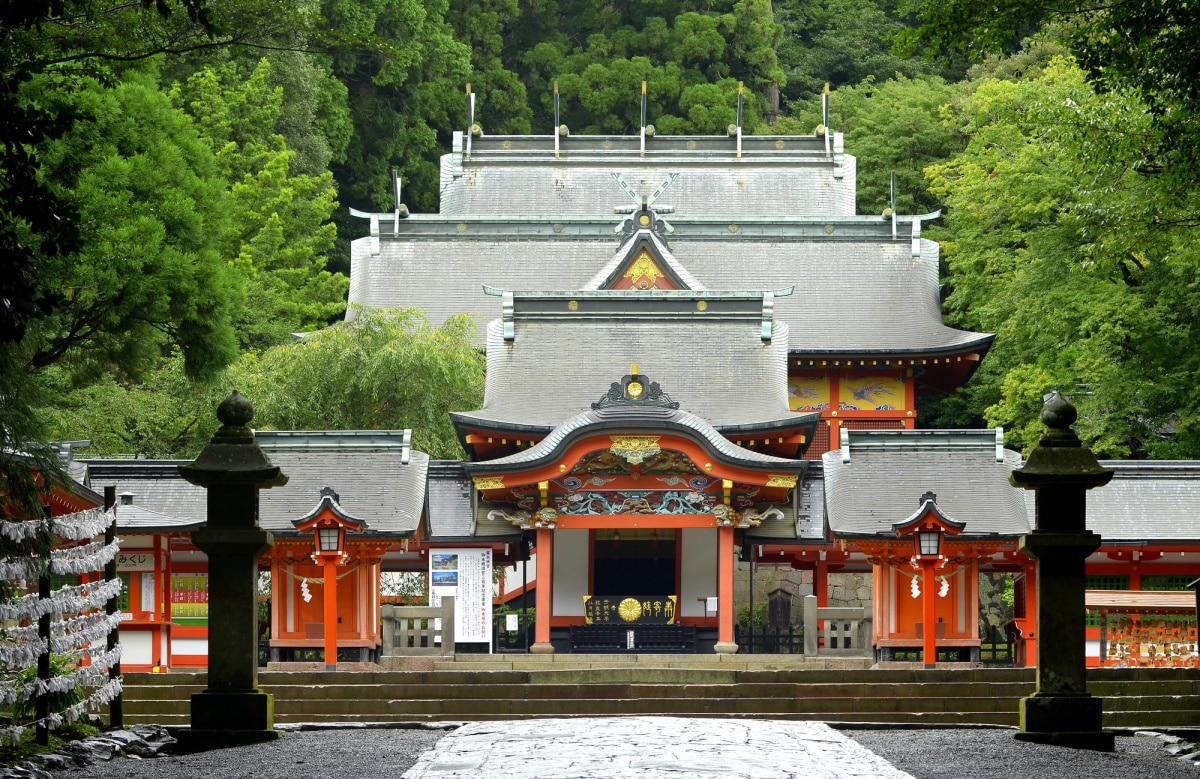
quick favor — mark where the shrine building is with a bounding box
[59,98,1200,667]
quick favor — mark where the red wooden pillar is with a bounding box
[1023,561,1039,667]
[715,525,737,653]
[920,559,938,668]
[532,527,554,653]
[323,558,338,671]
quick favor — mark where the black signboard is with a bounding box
[583,595,678,624]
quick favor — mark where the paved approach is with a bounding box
[402,717,911,779]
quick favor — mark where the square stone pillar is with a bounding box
[177,392,286,749]
[1009,392,1113,751]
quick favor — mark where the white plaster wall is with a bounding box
[552,530,589,616]
[679,529,717,617]
[171,637,208,656]
[119,631,153,666]
[501,557,536,597]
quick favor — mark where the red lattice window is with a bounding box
[803,422,832,459]
[840,419,906,431]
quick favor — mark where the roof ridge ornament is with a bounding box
[612,172,676,240]
[591,364,680,410]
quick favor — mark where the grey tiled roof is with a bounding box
[746,463,827,542]
[111,504,202,533]
[437,135,857,217]
[463,404,810,475]
[460,314,794,429]
[84,461,206,526]
[425,461,477,540]
[257,432,427,538]
[84,431,430,540]
[822,430,1030,539]
[424,461,520,542]
[1086,461,1200,543]
[348,230,988,357]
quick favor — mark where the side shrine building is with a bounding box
[70,112,1200,668]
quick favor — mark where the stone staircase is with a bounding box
[110,656,1200,730]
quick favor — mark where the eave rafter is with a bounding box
[851,537,1015,566]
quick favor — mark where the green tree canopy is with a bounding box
[927,57,1200,456]
[23,71,240,382]
[780,73,966,215]
[897,0,1200,181]
[171,58,347,349]
[238,308,485,458]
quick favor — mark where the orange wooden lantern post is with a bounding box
[893,492,964,669]
[293,487,366,672]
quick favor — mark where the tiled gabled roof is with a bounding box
[84,460,205,526]
[257,431,427,539]
[1088,461,1200,543]
[437,133,857,217]
[85,431,430,540]
[822,429,1030,539]
[347,218,989,358]
[452,291,797,431]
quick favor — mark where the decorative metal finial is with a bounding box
[1040,391,1077,430]
[217,390,254,428]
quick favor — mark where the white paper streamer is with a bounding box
[0,677,124,744]
[48,538,121,575]
[8,608,122,642]
[0,539,121,579]
[0,578,122,622]
[0,508,113,544]
[51,508,116,541]
[0,518,47,543]
[0,505,124,744]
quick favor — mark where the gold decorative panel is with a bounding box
[623,250,666,289]
[839,375,906,411]
[609,436,661,465]
[788,376,830,411]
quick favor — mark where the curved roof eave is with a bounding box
[462,406,808,477]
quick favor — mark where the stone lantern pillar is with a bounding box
[1009,391,1113,751]
[178,392,286,746]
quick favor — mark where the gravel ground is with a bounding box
[51,726,449,779]
[35,723,1200,779]
[848,727,1200,779]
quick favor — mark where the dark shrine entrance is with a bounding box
[592,530,677,596]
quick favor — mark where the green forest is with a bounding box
[4,0,1200,510]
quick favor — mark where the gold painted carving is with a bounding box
[623,252,663,286]
[609,436,661,465]
[618,598,643,622]
[627,380,644,399]
[766,474,798,488]
[697,300,708,312]
[567,299,579,311]
[474,476,506,490]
